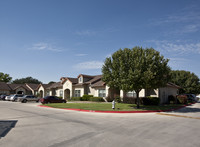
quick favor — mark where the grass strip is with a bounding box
[43,103,184,111]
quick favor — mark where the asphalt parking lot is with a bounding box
[0,101,200,147]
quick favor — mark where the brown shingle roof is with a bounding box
[85,75,102,84]
[47,82,62,89]
[42,84,51,89]
[77,74,96,78]
[91,80,106,87]
[36,83,52,90]
[26,83,40,90]
[61,77,78,84]
[0,82,11,91]
[8,84,31,91]
[67,78,78,84]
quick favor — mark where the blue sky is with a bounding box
[0,0,200,83]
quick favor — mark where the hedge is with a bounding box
[145,96,160,105]
[82,94,93,101]
[89,97,104,102]
[177,95,188,104]
[123,97,160,105]
[71,97,82,101]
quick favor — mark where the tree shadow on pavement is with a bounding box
[169,107,200,113]
[0,120,18,139]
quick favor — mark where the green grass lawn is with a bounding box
[43,103,184,111]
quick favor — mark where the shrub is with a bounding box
[71,97,81,101]
[58,96,63,99]
[89,97,105,102]
[82,94,93,101]
[149,97,160,105]
[115,96,122,103]
[177,95,188,104]
[123,97,145,104]
[141,97,160,105]
[106,96,114,102]
[123,97,137,104]
[141,97,151,105]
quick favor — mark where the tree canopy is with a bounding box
[102,47,171,108]
[0,72,12,83]
[48,81,56,85]
[170,70,200,94]
[12,76,42,84]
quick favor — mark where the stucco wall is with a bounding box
[88,86,95,96]
[92,86,105,97]
[106,85,109,97]
[74,87,84,97]
[63,80,73,98]
[159,87,178,104]
[38,86,45,97]
[55,88,63,97]
[121,89,147,98]
[139,89,146,97]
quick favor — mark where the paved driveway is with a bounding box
[0,101,200,147]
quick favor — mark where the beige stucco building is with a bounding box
[0,82,39,95]
[61,75,106,99]
[0,74,180,104]
[60,74,180,104]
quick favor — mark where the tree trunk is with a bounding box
[136,90,140,109]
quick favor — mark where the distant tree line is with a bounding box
[12,76,42,84]
[0,73,42,84]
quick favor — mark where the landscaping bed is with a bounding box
[42,103,186,112]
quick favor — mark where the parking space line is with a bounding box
[156,113,200,120]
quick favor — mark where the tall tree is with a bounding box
[12,76,42,84]
[0,72,12,83]
[102,47,171,108]
[170,70,200,94]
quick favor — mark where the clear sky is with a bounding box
[0,0,200,83]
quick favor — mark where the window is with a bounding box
[46,91,50,96]
[126,91,136,97]
[98,89,106,97]
[79,77,82,83]
[74,90,81,97]
[60,90,63,97]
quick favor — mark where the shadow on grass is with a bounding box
[0,120,18,139]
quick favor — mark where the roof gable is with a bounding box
[36,83,51,90]
[8,84,32,91]
[61,77,78,84]
[0,82,11,91]
[26,83,40,90]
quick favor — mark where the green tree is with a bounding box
[102,47,171,108]
[170,70,200,94]
[48,81,56,85]
[0,72,12,83]
[12,76,42,84]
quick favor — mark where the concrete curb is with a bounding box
[38,103,196,113]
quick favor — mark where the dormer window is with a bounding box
[61,77,66,83]
[79,77,82,83]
